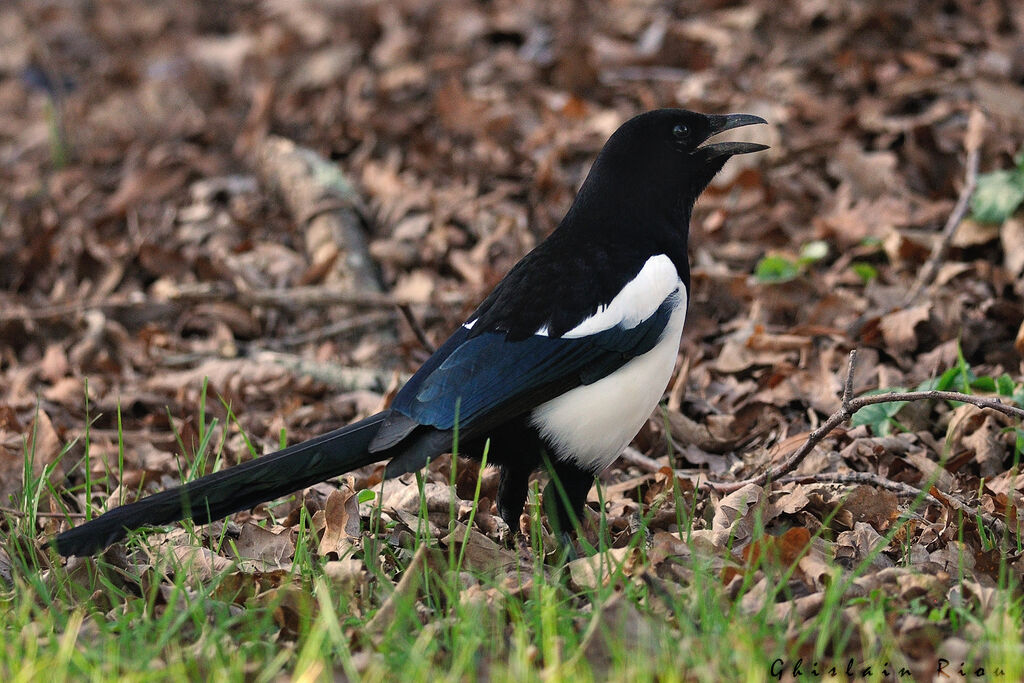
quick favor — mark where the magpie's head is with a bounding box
[590,108,768,207]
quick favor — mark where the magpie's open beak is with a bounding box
[697,113,769,159]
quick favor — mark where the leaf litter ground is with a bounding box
[2,0,1024,679]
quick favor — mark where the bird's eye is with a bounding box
[672,124,691,140]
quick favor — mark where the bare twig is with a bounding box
[0,284,468,323]
[397,303,437,354]
[269,311,394,348]
[0,506,87,519]
[777,471,1011,539]
[617,446,666,473]
[777,472,942,504]
[842,348,856,404]
[904,108,984,305]
[0,295,170,323]
[706,349,1024,494]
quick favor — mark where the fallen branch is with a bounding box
[777,472,942,505]
[617,446,666,473]
[0,506,87,519]
[269,311,394,348]
[249,350,404,392]
[0,295,174,324]
[253,136,381,295]
[166,281,467,311]
[777,471,1011,540]
[0,284,468,324]
[903,108,984,305]
[706,349,1024,494]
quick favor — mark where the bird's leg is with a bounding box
[541,457,594,559]
[496,463,531,537]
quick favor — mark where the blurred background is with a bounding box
[1,0,1023,507]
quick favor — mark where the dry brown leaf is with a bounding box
[880,229,933,268]
[323,559,366,596]
[390,269,436,304]
[213,568,291,605]
[457,584,507,625]
[950,580,999,615]
[388,481,456,514]
[904,451,956,493]
[106,165,190,215]
[568,547,641,590]
[961,415,1007,479]
[233,523,294,566]
[738,576,771,614]
[713,333,790,374]
[711,484,768,550]
[964,107,986,153]
[666,410,746,454]
[773,484,811,515]
[39,344,69,383]
[0,546,11,588]
[145,359,293,398]
[929,540,975,573]
[742,526,812,569]
[648,531,692,566]
[796,538,834,590]
[769,593,825,624]
[170,546,233,581]
[746,327,812,353]
[836,485,899,531]
[1000,217,1024,278]
[0,410,63,507]
[932,261,975,288]
[316,485,360,558]
[835,522,894,570]
[817,191,912,247]
[896,572,948,603]
[440,522,520,573]
[877,305,931,355]
[257,584,316,640]
[572,594,661,671]
[950,218,999,248]
[827,141,900,199]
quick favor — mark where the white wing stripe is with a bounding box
[539,254,679,338]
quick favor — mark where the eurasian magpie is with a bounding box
[54,109,767,557]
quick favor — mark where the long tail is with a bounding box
[54,411,391,556]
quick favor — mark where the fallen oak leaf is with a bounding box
[568,594,662,672]
[961,415,1008,479]
[711,483,768,551]
[835,522,894,570]
[835,485,899,531]
[232,522,293,566]
[724,526,815,585]
[568,547,642,591]
[213,568,292,605]
[877,304,931,355]
[315,484,360,558]
[440,521,522,574]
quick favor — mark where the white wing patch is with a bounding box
[529,285,687,472]
[537,254,679,338]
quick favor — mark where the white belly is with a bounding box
[528,294,686,472]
